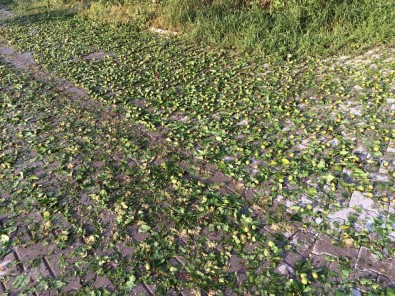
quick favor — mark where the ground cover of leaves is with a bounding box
[0,6,395,296]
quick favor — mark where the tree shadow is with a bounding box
[1,8,76,27]
[0,0,13,6]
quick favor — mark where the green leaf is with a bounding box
[323,174,335,183]
[317,159,325,169]
[13,275,29,290]
[138,224,150,233]
[385,287,395,296]
[0,234,9,245]
[36,280,49,291]
[125,274,136,290]
[307,187,317,197]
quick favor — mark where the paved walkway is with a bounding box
[0,6,395,295]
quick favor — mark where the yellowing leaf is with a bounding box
[317,160,325,169]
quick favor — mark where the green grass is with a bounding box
[9,0,395,60]
[161,0,395,59]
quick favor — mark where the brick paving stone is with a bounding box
[356,247,395,282]
[389,202,395,215]
[143,283,156,295]
[227,255,246,273]
[93,275,113,289]
[116,242,135,258]
[201,227,223,242]
[0,284,6,294]
[43,253,64,277]
[61,276,82,293]
[353,146,371,161]
[378,167,389,174]
[349,191,376,212]
[283,251,304,266]
[244,241,260,252]
[291,231,316,255]
[349,270,379,293]
[349,269,378,282]
[255,260,271,275]
[377,274,394,286]
[274,262,289,277]
[10,52,35,70]
[387,141,395,154]
[274,261,292,277]
[131,283,150,295]
[39,289,59,296]
[84,50,112,61]
[310,255,331,269]
[14,244,55,263]
[236,271,247,285]
[1,249,35,293]
[328,208,356,221]
[127,225,151,243]
[312,235,359,264]
[165,288,179,295]
[82,271,96,283]
[181,288,201,296]
[26,212,43,224]
[208,171,233,185]
[0,256,13,276]
[369,173,390,182]
[351,288,363,296]
[387,232,395,242]
[27,261,52,281]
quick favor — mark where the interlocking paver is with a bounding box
[131,283,151,295]
[290,231,316,255]
[283,251,304,266]
[349,191,376,211]
[93,275,114,289]
[387,141,395,153]
[13,244,54,263]
[312,235,359,263]
[356,247,395,282]
[227,255,246,273]
[328,208,356,221]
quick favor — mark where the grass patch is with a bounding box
[9,0,395,59]
[160,0,395,59]
[80,1,156,25]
